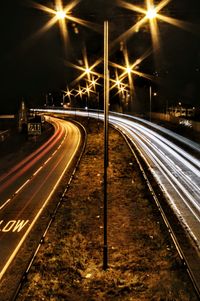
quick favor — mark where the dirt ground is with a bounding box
[6,118,199,300]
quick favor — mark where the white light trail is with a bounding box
[37,108,200,249]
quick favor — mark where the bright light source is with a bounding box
[56,10,66,20]
[85,68,91,74]
[146,8,157,19]
[126,67,132,74]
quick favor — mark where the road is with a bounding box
[110,112,200,250]
[39,108,200,251]
[0,116,81,281]
[110,113,200,247]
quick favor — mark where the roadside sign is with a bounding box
[28,123,41,135]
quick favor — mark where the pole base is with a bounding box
[103,245,108,270]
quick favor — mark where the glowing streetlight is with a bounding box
[126,66,132,74]
[56,10,66,20]
[115,80,121,86]
[85,67,91,74]
[146,7,157,19]
[149,87,158,121]
[30,0,99,53]
[63,87,74,107]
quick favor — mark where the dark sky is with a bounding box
[0,0,200,113]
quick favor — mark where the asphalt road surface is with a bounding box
[0,116,81,281]
[41,109,200,252]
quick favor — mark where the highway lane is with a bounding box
[109,113,200,250]
[0,117,62,206]
[38,109,200,250]
[0,116,81,281]
[109,114,200,249]
[113,118,200,219]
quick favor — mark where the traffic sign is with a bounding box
[27,123,41,135]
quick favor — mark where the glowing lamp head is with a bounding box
[126,67,132,74]
[146,8,157,19]
[85,68,91,74]
[56,10,66,20]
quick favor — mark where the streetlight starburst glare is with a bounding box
[146,8,157,19]
[56,10,66,20]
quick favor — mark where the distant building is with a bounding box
[168,103,196,118]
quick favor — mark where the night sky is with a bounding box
[0,0,200,113]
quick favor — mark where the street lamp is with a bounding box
[58,2,166,272]
[56,10,66,20]
[103,20,109,270]
[63,88,74,108]
[149,86,152,121]
[102,10,158,268]
[149,86,158,121]
[146,8,157,19]
[34,0,191,275]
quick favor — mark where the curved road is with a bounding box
[38,109,200,251]
[110,114,200,247]
[0,116,81,281]
[108,112,200,249]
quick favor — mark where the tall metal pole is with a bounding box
[103,20,109,270]
[97,91,100,128]
[149,85,152,122]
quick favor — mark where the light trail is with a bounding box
[109,114,200,249]
[112,114,200,249]
[36,108,200,250]
[0,117,65,209]
[0,118,60,185]
[0,117,81,282]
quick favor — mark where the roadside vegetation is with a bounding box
[16,117,198,301]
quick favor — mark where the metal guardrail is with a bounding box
[0,130,10,142]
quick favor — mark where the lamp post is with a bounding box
[53,3,159,271]
[149,86,157,121]
[149,85,152,122]
[103,20,109,270]
[97,91,100,126]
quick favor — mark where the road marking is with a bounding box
[0,117,68,212]
[15,179,30,194]
[0,199,11,210]
[0,120,81,281]
[0,220,29,232]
